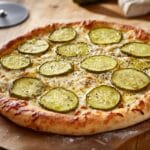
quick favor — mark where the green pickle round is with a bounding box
[49,27,76,42]
[86,85,120,110]
[119,58,150,70]
[112,69,150,91]
[39,61,73,76]
[11,77,44,99]
[89,28,122,45]
[121,42,150,57]
[1,53,31,70]
[57,42,90,57]
[18,39,49,54]
[40,88,79,112]
[81,55,117,73]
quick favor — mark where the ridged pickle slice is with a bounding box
[81,55,117,73]
[39,61,73,77]
[40,88,79,112]
[49,28,76,42]
[11,77,44,99]
[112,69,150,91]
[86,85,120,110]
[89,28,122,45]
[57,42,90,57]
[121,42,150,57]
[18,39,49,54]
[1,53,31,70]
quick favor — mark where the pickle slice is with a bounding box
[121,42,150,57]
[1,54,31,70]
[49,28,76,42]
[39,61,73,77]
[129,59,150,70]
[119,58,150,70]
[112,69,150,91]
[89,28,122,45]
[86,85,120,110]
[18,39,49,54]
[57,42,90,57]
[40,88,78,112]
[11,77,44,99]
[81,55,117,73]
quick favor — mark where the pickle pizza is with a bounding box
[0,21,149,135]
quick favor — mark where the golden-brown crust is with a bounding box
[0,20,150,135]
[0,92,149,135]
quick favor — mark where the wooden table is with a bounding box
[0,0,150,150]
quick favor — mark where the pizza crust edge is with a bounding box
[0,93,149,135]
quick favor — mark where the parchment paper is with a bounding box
[0,116,150,150]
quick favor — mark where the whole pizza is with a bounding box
[0,21,149,135]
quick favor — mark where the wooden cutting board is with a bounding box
[0,0,150,149]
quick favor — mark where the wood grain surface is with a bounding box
[0,0,150,150]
